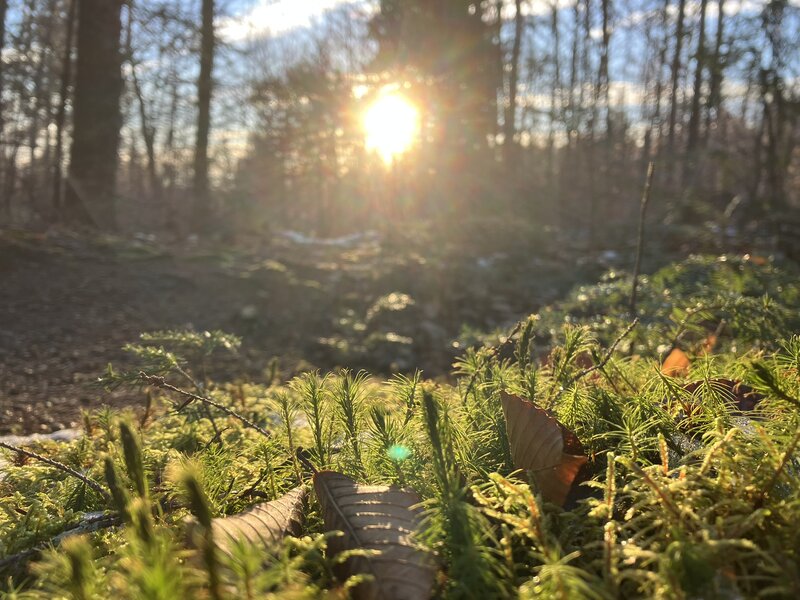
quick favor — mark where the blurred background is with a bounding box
[0,0,797,237]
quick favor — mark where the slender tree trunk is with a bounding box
[567,0,579,147]
[25,0,59,216]
[0,0,7,141]
[582,0,598,246]
[164,73,180,234]
[193,0,215,230]
[686,0,707,154]
[650,0,670,154]
[667,0,686,154]
[493,0,504,140]
[503,0,523,167]
[53,0,77,218]
[131,69,159,200]
[682,0,708,191]
[705,0,725,140]
[596,0,612,221]
[598,0,611,139]
[582,0,594,140]
[4,142,18,216]
[548,1,561,191]
[761,74,789,214]
[124,4,160,203]
[0,0,7,220]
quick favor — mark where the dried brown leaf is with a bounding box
[662,348,691,377]
[207,486,307,556]
[701,334,718,354]
[500,391,588,506]
[313,470,435,600]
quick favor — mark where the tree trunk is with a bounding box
[567,0,580,147]
[598,0,611,139]
[682,0,708,190]
[582,0,593,140]
[65,0,124,228]
[644,0,670,162]
[0,0,7,219]
[667,0,686,154]
[705,0,725,140]
[193,0,215,230]
[548,1,561,190]
[124,4,160,203]
[0,0,7,141]
[503,0,523,167]
[52,0,77,218]
[686,0,708,154]
[582,0,598,246]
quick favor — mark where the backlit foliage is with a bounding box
[1,256,799,598]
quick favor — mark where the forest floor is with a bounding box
[0,226,622,435]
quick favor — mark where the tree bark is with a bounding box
[548,1,561,188]
[682,0,708,190]
[567,0,580,147]
[598,0,611,139]
[667,0,686,154]
[193,0,215,230]
[65,0,124,228]
[644,0,670,161]
[705,0,725,139]
[686,0,708,154]
[0,0,7,220]
[52,0,77,218]
[503,0,523,167]
[0,0,7,141]
[124,4,160,203]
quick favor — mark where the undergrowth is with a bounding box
[1,255,799,598]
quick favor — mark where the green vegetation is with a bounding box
[2,255,799,599]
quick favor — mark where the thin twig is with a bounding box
[462,319,525,403]
[140,372,272,439]
[175,364,222,437]
[562,319,639,391]
[0,441,110,502]
[0,513,120,572]
[630,161,655,314]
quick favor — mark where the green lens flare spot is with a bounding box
[387,444,411,462]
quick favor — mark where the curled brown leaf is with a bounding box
[500,392,589,506]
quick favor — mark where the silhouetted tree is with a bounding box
[193,0,214,229]
[52,0,76,217]
[65,0,124,227]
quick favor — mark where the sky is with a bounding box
[221,0,375,41]
[222,0,795,42]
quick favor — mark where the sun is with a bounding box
[363,91,419,165]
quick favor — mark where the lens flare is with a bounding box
[387,444,411,462]
[363,92,419,165]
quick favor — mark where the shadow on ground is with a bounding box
[1,226,613,434]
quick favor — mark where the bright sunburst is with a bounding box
[363,91,419,165]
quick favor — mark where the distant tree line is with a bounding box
[0,0,797,240]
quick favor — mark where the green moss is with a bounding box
[3,256,800,598]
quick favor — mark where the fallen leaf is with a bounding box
[662,348,691,377]
[313,471,435,600]
[500,392,589,506]
[701,334,718,354]
[204,486,307,556]
[744,254,768,266]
